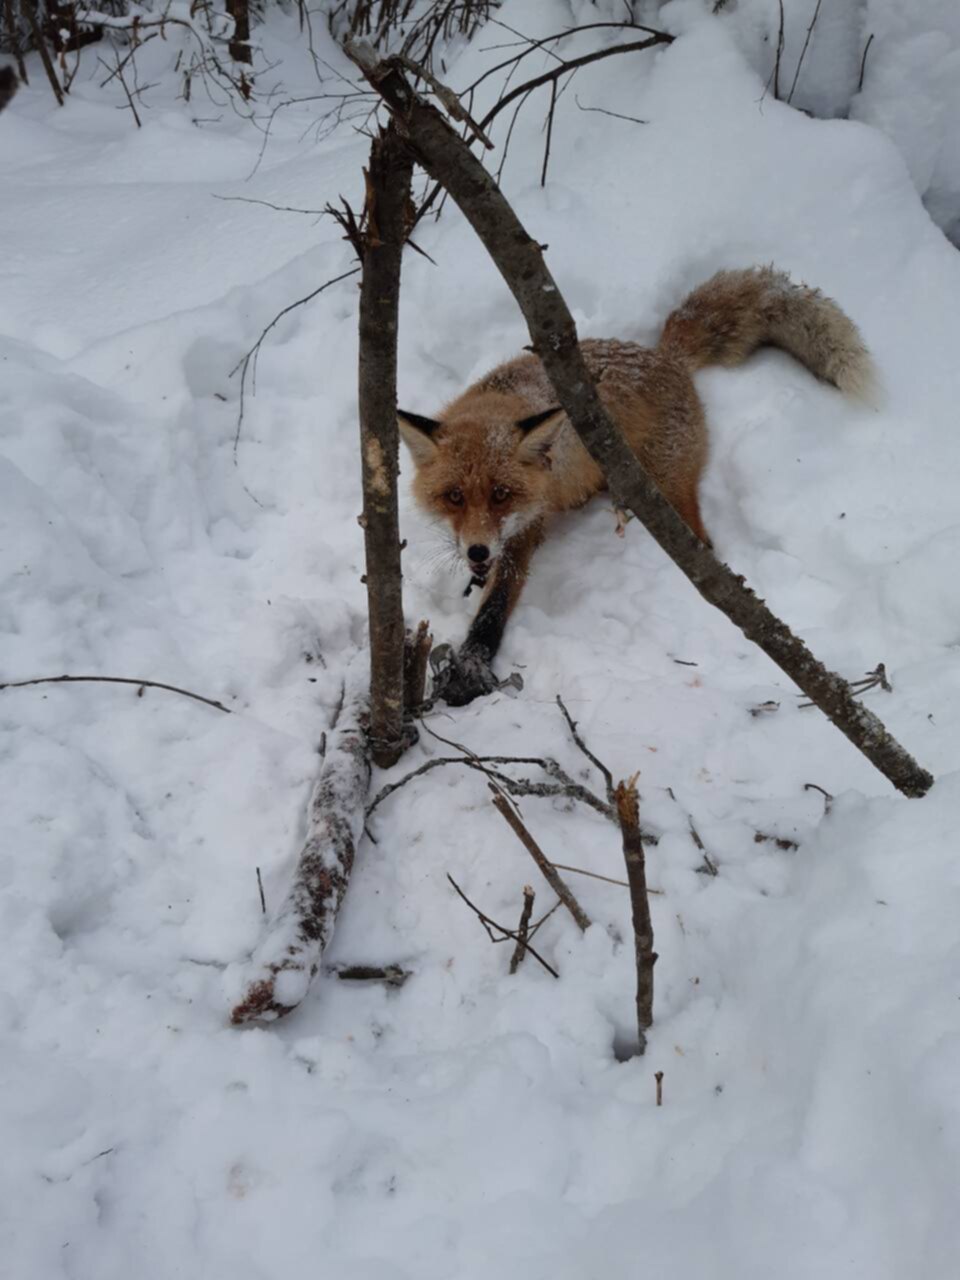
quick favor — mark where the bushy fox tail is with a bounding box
[659,265,876,403]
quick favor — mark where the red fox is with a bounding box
[399,266,875,705]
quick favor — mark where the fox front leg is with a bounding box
[435,521,544,707]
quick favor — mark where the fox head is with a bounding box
[398,397,564,582]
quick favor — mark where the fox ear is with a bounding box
[516,407,564,467]
[398,410,442,466]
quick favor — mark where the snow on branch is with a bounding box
[230,671,371,1024]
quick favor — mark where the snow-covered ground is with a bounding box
[3,4,960,1276]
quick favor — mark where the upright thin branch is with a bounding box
[857,33,874,93]
[616,777,656,1053]
[231,267,361,462]
[357,121,414,767]
[447,874,559,978]
[787,0,823,105]
[346,48,933,800]
[509,885,536,973]
[772,0,785,100]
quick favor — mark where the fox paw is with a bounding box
[430,645,522,707]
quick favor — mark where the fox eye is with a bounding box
[491,485,511,504]
[445,488,464,506]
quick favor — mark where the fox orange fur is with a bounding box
[399,265,874,705]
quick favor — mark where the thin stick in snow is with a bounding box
[509,885,536,974]
[489,786,592,933]
[0,673,231,713]
[446,874,559,978]
[616,776,656,1054]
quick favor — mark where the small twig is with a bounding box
[550,861,664,894]
[787,0,823,105]
[749,700,780,717]
[0,673,231,713]
[476,32,673,137]
[771,0,786,100]
[804,782,834,816]
[446,874,559,978]
[256,866,266,915]
[230,267,360,462]
[616,775,657,1055]
[655,1071,664,1106]
[213,194,327,217]
[419,718,622,824]
[857,32,874,93]
[106,50,143,127]
[539,77,557,187]
[97,34,159,89]
[527,899,562,939]
[555,694,614,803]
[799,663,891,708]
[367,752,560,817]
[753,832,800,852]
[574,95,647,126]
[331,963,411,986]
[688,817,718,877]
[489,786,592,932]
[509,885,536,973]
[667,786,717,875]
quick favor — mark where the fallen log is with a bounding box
[230,675,371,1024]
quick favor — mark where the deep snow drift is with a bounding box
[2,4,959,1277]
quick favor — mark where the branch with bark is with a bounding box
[616,776,656,1054]
[489,785,591,932]
[230,675,371,1024]
[357,120,415,767]
[344,46,934,801]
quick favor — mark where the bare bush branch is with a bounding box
[0,672,231,713]
[447,874,559,978]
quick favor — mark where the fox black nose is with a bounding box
[467,544,490,564]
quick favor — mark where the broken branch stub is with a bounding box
[344,47,933,801]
